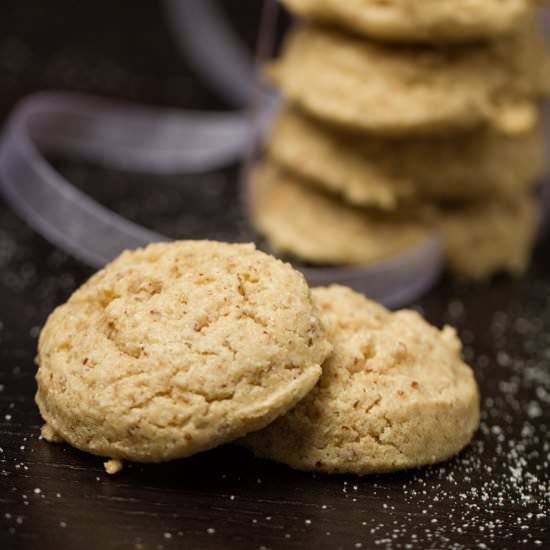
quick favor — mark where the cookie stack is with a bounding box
[250,0,550,279]
[36,241,480,475]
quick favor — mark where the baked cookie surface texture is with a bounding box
[36,241,331,463]
[243,285,480,474]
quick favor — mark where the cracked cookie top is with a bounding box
[36,241,331,463]
[242,285,480,474]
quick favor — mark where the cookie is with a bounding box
[36,241,332,465]
[282,0,535,43]
[437,194,538,279]
[267,106,545,209]
[250,161,537,278]
[250,161,431,266]
[242,285,480,474]
[270,23,550,136]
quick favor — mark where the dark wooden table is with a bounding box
[1,2,549,549]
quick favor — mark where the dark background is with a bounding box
[0,2,549,549]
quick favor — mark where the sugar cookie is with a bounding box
[250,161,431,265]
[270,23,549,135]
[267,107,545,208]
[36,241,332,464]
[243,285,480,474]
[250,161,537,279]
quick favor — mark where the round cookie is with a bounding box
[242,285,480,475]
[437,194,538,280]
[282,0,535,43]
[36,241,332,464]
[270,23,550,136]
[267,106,546,209]
[250,161,537,279]
[249,161,431,266]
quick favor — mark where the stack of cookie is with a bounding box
[250,0,550,279]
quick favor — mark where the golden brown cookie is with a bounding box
[242,285,480,474]
[250,161,538,279]
[270,23,550,136]
[437,194,538,279]
[36,241,332,465]
[282,0,535,43]
[267,106,545,209]
[250,161,431,265]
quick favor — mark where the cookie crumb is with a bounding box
[104,459,123,475]
[40,424,63,443]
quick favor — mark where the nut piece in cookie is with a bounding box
[36,241,331,466]
[242,285,480,474]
